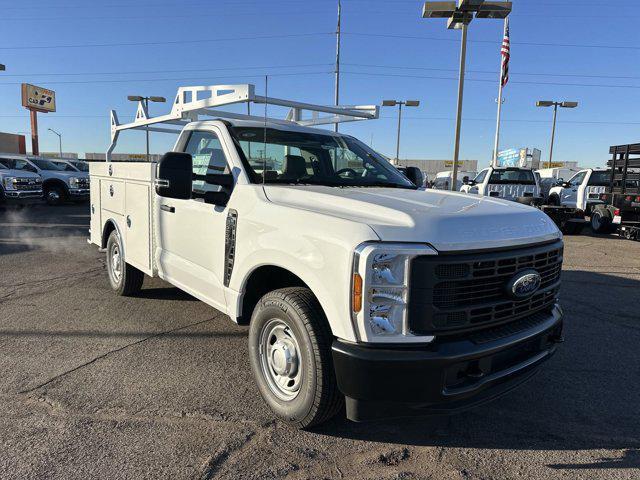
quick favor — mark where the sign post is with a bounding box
[21,83,56,156]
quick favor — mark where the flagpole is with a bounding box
[492,18,508,168]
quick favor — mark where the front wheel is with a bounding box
[106,229,144,296]
[248,287,342,429]
[45,185,66,206]
[548,194,560,206]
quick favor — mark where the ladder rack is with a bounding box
[107,83,380,161]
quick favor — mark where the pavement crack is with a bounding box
[18,316,218,395]
[199,430,257,480]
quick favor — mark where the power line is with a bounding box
[0,32,331,51]
[0,71,332,86]
[0,63,333,78]
[343,32,640,51]
[344,62,640,81]
[342,71,640,89]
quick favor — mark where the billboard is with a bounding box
[497,148,521,167]
[21,83,56,112]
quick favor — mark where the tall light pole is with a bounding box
[47,128,63,158]
[536,100,578,168]
[382,99,420,162]
[127,95,166,161]
[422,1,512,191]
[334,0,342,133]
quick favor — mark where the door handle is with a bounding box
[160,204,175,213]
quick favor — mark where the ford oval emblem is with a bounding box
[506,269,541,299]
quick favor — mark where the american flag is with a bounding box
[500,19,510,87]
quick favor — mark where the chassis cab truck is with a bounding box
[89,85,564,427]
[547,168,610,214]
[460,166,540,200]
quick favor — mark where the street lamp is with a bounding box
[536,100,578,168]
[382,99,420,162]
[47,128,63,159]
[422,0,512,190]
[127,95,166,161]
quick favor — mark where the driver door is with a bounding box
[561,171,586,207]
[156,127,231,312]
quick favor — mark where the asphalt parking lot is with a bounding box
[1,204,639,480]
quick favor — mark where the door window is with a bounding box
[474,169,488,183]
[183,130,229,194]
[568,171,586,186]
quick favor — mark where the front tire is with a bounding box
[106,230,144,296]
[45,185,66,206]
[248,287,342,429]
[548,194,560,206]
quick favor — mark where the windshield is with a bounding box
[588,171,611,186]
[232,127,415,189]
[72,161,89,172]
[32,159,69,171]
[489,169,536,185]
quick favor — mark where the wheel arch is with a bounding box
[237,265,313,326]
[43,177,69,194]
[101,218,125,254]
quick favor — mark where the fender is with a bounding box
[101,218,126,257]
[43,178,70,195]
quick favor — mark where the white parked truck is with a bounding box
[89,84,564,427]
[460,166,540,201]
[547,168,610,214]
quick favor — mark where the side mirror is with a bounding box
[155,152,192,199]
[561,181,571,188]
[462,176,470,184]
[404,166,424,187]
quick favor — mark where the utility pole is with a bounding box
[334,0,341,132]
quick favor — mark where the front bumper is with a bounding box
[332,304,563,422]
[4,189,43,200]
[69,188,90,198]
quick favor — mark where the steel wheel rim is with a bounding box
[109,242,122,284]
[48,190,60,202]
[259,318,303,401]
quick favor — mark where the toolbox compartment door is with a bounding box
[124,182,152,273]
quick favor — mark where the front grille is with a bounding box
[409,240,563,336]
[15,178,42,190]
[75,178,90,188]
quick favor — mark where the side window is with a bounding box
[568,171,586,186]
[184,130,229,194]
[13,160,37,173]
[474,169,488,184]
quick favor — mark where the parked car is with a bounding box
[431,170,477,190]
[89,84,565,428]
[67,159,90,172]
[0,157,43,204]
[0,155,90,205]
[547,168,611,214]
[461,166,585,234]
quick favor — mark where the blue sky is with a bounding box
[0,0,638,168]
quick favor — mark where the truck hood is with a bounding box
[0,169,40,179]
[263,185,560,252]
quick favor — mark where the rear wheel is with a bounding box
[590,207,614,234]
[106,229,144,296]
[249,287,342,429]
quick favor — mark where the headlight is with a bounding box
[351,242,437,343]
[3,177,17,190]
[69,177,80,187]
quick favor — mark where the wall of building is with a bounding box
[41,152,79,159]
[0,132,26,154]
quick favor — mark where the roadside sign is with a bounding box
[21,83,56,113]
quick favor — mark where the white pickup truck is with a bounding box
[547,168,610,214]
[460,166,540,201]
[89,85,564,427]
